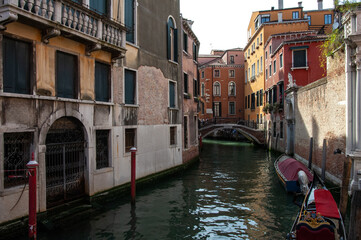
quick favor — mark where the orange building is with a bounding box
[198,49,245,122]
[244,0,333,126]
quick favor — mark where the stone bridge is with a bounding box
[199,124,265,145]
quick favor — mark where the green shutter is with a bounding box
[3,37,30,94]
[167,21,171,60]
[125,0,134,43]
[90,0,107,15]
[125,69,135,104]
[95,62,110,102]
[56,51,77,99]
[169,81,175,108]
[173,28,178,62]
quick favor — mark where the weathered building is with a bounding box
[181,18,199,164]
[244,0,334,124]
[198,49,245,121]
[263,31,326,152]
[0,0,184,225]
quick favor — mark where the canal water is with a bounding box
[39,139,300,240]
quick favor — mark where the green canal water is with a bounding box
[39,139,301,239]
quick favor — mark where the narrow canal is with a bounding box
[40,139,300,239]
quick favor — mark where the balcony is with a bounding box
[0,0,127,60]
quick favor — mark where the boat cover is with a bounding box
[314,189,340,219]
[278,158,313,182]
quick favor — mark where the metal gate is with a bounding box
[45,118,85,208]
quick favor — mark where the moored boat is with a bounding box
[286,173,347,240]
[274,154,313,194]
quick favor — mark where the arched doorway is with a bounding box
[45,117,86,208]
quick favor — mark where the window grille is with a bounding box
[96,130,110,169]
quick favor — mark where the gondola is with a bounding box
[286,172,347,240]
[274,154,313,194]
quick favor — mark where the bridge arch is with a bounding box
[200,124,264,145]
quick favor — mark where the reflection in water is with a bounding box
[39,140,299,240]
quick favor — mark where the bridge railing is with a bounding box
[199,118,264,131]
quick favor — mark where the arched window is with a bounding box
[229,82,236,96]
[167,17,178,62]
[213,82,221,96]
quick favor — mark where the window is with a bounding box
[260,89,263,106]
[293,49,307,68]
[193,79,197,97]
[260,33,263,43]
[95,62,110,102]
[3,37,31,94]
[96,130,110,169]
[280,53,283,68]
[4,132,32,188]
[229,82,236,96]
[261,16,270,23]
[266,69,268,80]
[169,81,176,108]
[257,114,259,124]
[213,82,221,96]
[292,11,299,19]
[245,96,247,109]
[257,38,259,46]
[193,43,197,61]
[214,69,220,78]
[247,95,250,108]
[229,102,235,115]
[324,14,332,24]
[201,102,204,114]
[279,82,284,103]
[183,32,188,52]
[248,49,250,56]
[260,114,263,124]
[230,56,234,64]
[260,56,263,72]
[90,0,108,15]
[251,93,255,110]
[256,91,259,107]
[248,68,250,81]
[125,69,136,104]
[265,51,268,59]
[307,16,311,25]
[257,60,259,75]
[269,45,272,55]
[213,102,221,117]
[280,121,284,138]
[167,17,178,62]
[229,69,235,78]
[201,83,205,96]
[56,51,77,99]
[273,122,276,137]
[273,86,277,104]
[125,0,135,43]
[269,64,272,78]
[170,126,176,145]
[184,73,188,94]
[273,60,276,74]
[201,71,204,78]
[252,64,255,78]
[245,70,248,83]
[125,128,136,153]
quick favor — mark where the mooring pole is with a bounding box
[27,152,38,240]
[321,139,327,181]
[308,137,313,169]
[130,147,137,205]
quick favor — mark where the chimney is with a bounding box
[298,2,302,7]
[278,13,283,23]
[318,0,323,10]
[278,0,283,9]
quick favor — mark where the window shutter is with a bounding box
[167,22,171,60]
[125,0,134,43]
[56,51,77,99]
[173,28,178,62]
[90,0,107,15]
[95,62,110,102]
[125,70,135,104]
[169,82,175,108]
[219,103,222,117]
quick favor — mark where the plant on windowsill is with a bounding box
[184,93,191,99]
[268,103,274,113]
[273,103,280,113]
[262,104,269,114]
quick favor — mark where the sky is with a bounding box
[180,0,334,54]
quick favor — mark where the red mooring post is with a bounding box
[27,152,38,240]
[130,147,137,205]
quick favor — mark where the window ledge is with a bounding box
[126,41,139,49]
[123,104,139,108]
[291,66,309,70]
[183,50,189,56]
[0,93,115,105]
[94,167,114,175]
[168,60,179,65]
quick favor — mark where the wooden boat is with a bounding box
[286,173,347,240]
[274,154,313,194]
